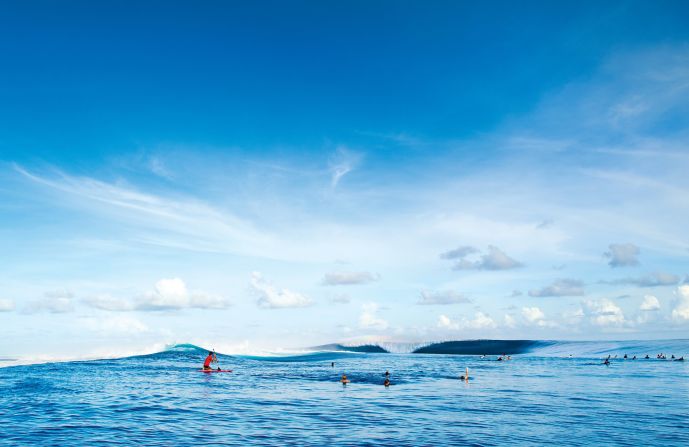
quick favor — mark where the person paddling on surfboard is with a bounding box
[203,351,218,371]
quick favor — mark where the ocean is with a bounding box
[1,340,688,446]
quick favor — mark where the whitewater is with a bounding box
[1,339,688,446]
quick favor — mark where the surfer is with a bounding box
[331,362,335,368]
[645,355,650,359]
[384,370,390,377]
[384,378,390,387]
[459,367,470,381]
[603,358,610,365]
[341,374,349,385]
[203,351,218,371]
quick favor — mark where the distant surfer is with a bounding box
[384,378,390,387]
[203,351,218,371]
[459,367,470,381]
[331,362,335,368]
[340,374,349,385]
[603,358,610,365]
[384,370,390,377]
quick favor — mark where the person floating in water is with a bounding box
[340,374,349,385]
[645,355,650,359]
[203,351,218,371]
[384,370,390,377]
[384,378,390,387]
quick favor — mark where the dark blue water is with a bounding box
[1,342,688,446]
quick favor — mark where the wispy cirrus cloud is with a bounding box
[14,164,275,258]
[328,146,362,188]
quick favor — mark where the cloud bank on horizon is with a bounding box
[1,1,689,358]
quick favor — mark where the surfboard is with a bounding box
[198,369,233,373]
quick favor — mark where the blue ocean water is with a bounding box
[1,340,688,446]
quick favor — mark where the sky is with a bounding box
[2,1,689,361]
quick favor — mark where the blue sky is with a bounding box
[2,1,689,361]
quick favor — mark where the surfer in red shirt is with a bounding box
[203,351,218,370]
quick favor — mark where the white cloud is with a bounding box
[418,290,471,305]
[82,279,230,312]
[439,245,478,260]
[437,314,458,330]
[464,312,497,329]
[0,298,15,312]
[521,306,545,323]
[602,272,680,288]
[529,279,585,297]
[605,243,640,267]
[25,290,75,314]
[250,272,311,309]
[449,245,522,271]
[438,312,497,330]
[359,302,388,330]
[137,278,230,311]
[640,295,660,311]
[520,306,556,328]
[672,285,689,322]
[321,271,378,286]
[581,299,625,327]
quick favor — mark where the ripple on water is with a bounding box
[1,351,688,446]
